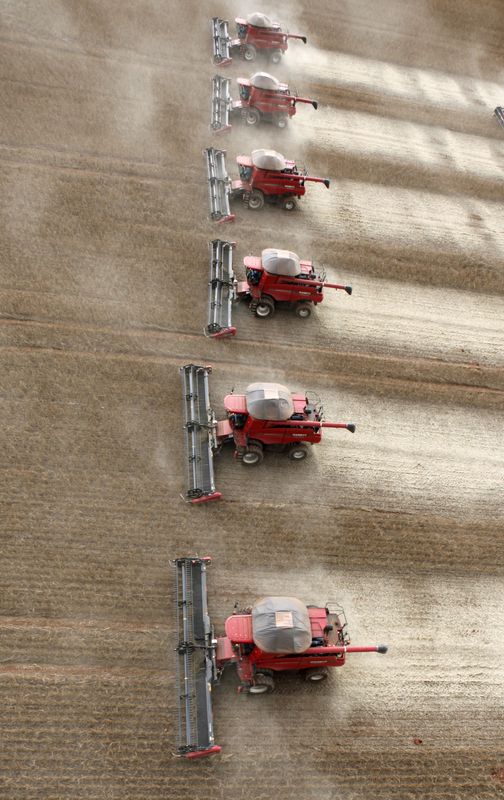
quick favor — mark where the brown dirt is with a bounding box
[1,0,503,798]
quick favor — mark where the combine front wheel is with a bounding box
[255,295,275,318]
[249,673,275,693]
[248,189,264,210]
[281,197,297,211]
[242,443,264,466]
[274,113,288,129]
[295,301,312,319]
[244,108,261,126]
[243,44,257,61]
[269,48,283,64]
[304,668,328,682]
[288,443,309,461]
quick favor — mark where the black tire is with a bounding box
[255,295,275,318]
[274,113,288,129]
[248,189,264,210]
[295,301,312,319]
[244,44,257,61]
[304,668,328,682]
[242,443,264,466]
[269,48,283,64]
[281,196,297,211]
[244,107,261,126]
[288,443,309,461]
[249,672,275,693]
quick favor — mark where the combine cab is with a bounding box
[212,12,307,66]
[204,147,330,221]
[179,364,355,502]
[211,72,317,133]
[206,241,352,338]
[174,557,388,757]
[494,107,504,128]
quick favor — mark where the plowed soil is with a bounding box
[1,1,503,798]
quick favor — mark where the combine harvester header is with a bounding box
[174,557,388,758]
[212,13,307,66]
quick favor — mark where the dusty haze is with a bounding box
[1,0,504,798]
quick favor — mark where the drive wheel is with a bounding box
[269,48,283,64]
[288,443,309,461]
[295,301,312,318]
[243,44,257,61]
[242,443,264,466]
[255,296,275,318]
[281,196,297,211]
[304,668,328,682]
[244,107,261,126]
[250,673,275,694]
[274,113,288,129]
[248,189,264,210]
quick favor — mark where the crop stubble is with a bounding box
[0,0,503,798]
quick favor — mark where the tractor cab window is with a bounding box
[239,164,253,181]
[237,22,248,38]
[239,84,251,100]
[246,267,261,285]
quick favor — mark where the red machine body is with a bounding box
[216,385,355,465]
[232,151,330,212]
[233,77,316,128]
[237,251,352,320]
[216,602,387,692]
[234,16,306,58]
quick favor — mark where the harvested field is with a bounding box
[1,0,503,798]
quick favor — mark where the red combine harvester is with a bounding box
[180,364,355,503]
[494,107,504,127]
[205,147,330,222]
[206,240,352,337]
[211,72,317,132]
[174,557,388,758]
[212,12,307,65]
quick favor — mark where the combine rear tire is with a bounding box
[245,108,261,126]
[255,296,275,318]
[295,301,312,319]
[288,443,309,461]
[244,44,257,61]
[242,443,264,466]
[269,48,283,64]
[281,197,297,211]
[304,668,328,682]
[249,673,275,694]
[248,190,264,210]
[274,114,288,129]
